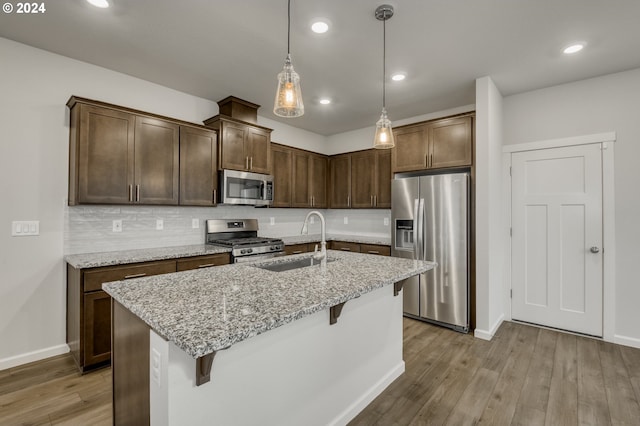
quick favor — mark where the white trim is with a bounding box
[613,334,640,350]
[504,133,616,343]
[0,344,70,371]
[502,152,513,321]
[474,314,505,341]
[329,361,405,426]
[502,132,616,153]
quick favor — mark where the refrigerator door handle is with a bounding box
[418,198,425,260]
[413,198,419,260]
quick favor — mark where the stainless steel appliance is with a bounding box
[205,219,284,263]
[392,172,470,332]
[219,169,274,206]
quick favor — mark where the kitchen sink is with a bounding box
[254,257,336,272]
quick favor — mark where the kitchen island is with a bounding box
[103,250,435,425]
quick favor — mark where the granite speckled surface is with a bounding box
[103,250,434,359]
[281,234,391,246]
[65,244,231,269]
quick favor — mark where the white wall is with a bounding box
[474,77,506,339]
[0,38,393,368]
[503,68,640,346]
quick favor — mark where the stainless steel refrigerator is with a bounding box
[391,172,470,332]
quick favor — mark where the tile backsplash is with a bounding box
[64,205,391,254]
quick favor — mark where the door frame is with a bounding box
[503,132,616,342]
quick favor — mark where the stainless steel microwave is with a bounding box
[219,169,273,206]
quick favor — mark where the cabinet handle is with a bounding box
[245,156,249,169]
[135,185,140,202]
[347,195,351,207]
[213,189,217,204]
[375,195,378,207]
[197,264,215,268]
[368,250,380,254]
[430,154,433,168]
[128,184,133,202]
[250,157,253,170]
[371,195,374,206]
[340,248,351,251]
[291,250,303,254]
[124,273,146,279]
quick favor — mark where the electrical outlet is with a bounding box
[112,220,122,233]
[384,217,390,226]
[270,217,275,225]
[192,218,199,229]
[310,216,315,224]
[343,216,349,225]
[156,219,164,230]
[151,348,161,386]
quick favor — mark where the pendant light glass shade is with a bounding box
[274,0,304,118]
[374,108,395,149]
[373,4,395,149]
[274,54,304,117]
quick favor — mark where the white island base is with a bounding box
[148,285,403,426]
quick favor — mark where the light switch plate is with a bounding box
[270,217,275,225]
[156,219,164,230]
[192,218,199,229]
[384,217,390,226]
[343,216,349,225]
[112,220,122,233]
[309,216,315,224]
[12,221,39,236]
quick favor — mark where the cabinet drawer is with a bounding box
[83,260,177,292]
[176,253,230,271]
[331,241,361,253]
[284,244,310,255]
[360,244,391,256]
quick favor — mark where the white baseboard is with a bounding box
[0,344,70,371]
[329,361,405,426]
[613,334,640,349]
[474,314,505,341]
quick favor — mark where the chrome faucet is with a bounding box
[301,210,327,268]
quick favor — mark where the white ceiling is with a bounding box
[1,0,640,135]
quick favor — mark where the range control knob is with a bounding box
[247,248,253,254]
[240,249,247,254]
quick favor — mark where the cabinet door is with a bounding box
[361,244,391,256]
[351,151,376,208]
[284,244,310,255]
[176,253,230,271]
[429,116,472,169]
[392,124,428,172]
[83,291,112,367]
[220,121,249,171]
[134,117,179,204]
[78,105,135,204]
[247,127,271,173]
[292,151,311,208]
[271,144,292,207]
[330,154,351,208]
[179,126,218,206]
[375,150,392,208]
[309,154,328,208]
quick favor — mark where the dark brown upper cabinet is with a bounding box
[329,153,352,208]
[68,97,211,206]
[271,143,328,209]
[392,115,473,173]
[203,97,272,174]
[350,150,391,209]
[179,126,218,206]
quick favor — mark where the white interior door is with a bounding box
[511,143,603,336]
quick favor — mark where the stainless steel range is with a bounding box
[205,219,284,263]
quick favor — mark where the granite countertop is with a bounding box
[65,244,231,269]
[65,234,391,269]
[103,250,435,359]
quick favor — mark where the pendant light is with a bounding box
[373,4,395,149]
[274,0,304,117]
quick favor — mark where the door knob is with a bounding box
[590,246,600,253]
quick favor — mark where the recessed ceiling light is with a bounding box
[391,73,406,81]
[563,43,585,54]
[311,20,330,34]
[87,0,109,7]
[319,98,331,105]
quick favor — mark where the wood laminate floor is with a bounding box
[1,319,639,425]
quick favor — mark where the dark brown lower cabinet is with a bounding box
[284,243,311,255]
[328,241,390,256]
[67,254,229,373]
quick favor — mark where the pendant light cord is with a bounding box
[382,13,386,109]
[287,0,291,55]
